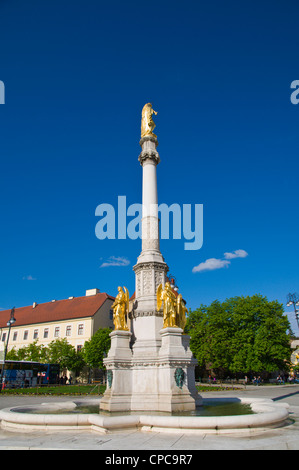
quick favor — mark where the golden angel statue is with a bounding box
[141,103,158,138]
[111,286,130,331]
[157,282,178,328]
[176,293,188,331]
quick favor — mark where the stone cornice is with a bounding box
[104,359,197,369]
[129,310,163,319]
[138,150,160,165]
[139,136,158,147]
[133,261,168,272]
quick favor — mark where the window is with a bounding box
[66,325,71,337]
[78,324,84,336]
[23,330,28,340]
[77,345,83,352]
[33,329,38,339]
[54,327,60,338]
[44,328,49,339]
[13,331,18,341]
[2,333,6,342]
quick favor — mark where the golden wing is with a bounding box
[124,286,129,314]
[157,284,163,311]
[176,294,182,314]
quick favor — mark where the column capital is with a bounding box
[139,135,160,165]
[138,150,160,165]
[139,135,158,147]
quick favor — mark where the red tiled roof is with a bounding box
[0,293,114,328]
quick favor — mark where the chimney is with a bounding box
[33,302,37,308]
[86,288,100,297]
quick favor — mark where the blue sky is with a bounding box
[0,0,299,332]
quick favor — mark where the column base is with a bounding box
[100,318,202,412]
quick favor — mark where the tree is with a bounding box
[82,328,111,369]
[46,338,85,374]
[7,338,86,377]
[186,295,292,377]
[6,347,18,360]
[6,340,48,362]
[65,348,86,376]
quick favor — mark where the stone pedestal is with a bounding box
[156,328,201,412]
[100,330,132,412]
[100,327,201,412]
[129,327,198,413]
[182,334,202,406]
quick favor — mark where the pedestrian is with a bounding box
[257,376,261,386]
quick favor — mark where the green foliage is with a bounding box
[6,328,112,375]
[45,338,85,373]
[6,329,112,373]
[186,295,292,377]
[82,328,111,369]
[6,338,86,374]
[6,340,48,363]
[1,384,106,396]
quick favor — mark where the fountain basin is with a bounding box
[0,397,289,435]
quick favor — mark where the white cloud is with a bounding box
[100,256,130,268]
[192,258,231,273]
[192,249,248,273]
[22,275,37,281]
[223,249,248,260]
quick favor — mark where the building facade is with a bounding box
[0,289,114,355]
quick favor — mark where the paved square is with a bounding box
[0,385,299,450]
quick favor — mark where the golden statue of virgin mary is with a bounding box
[141,103,158,138]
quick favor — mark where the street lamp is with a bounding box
[0,307,16,390]
[286,293,299,329]
[168,274,179,292]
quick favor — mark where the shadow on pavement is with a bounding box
[273,390,299,402]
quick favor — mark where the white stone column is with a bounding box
[132,136,168,355]
[137,136,163,262]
